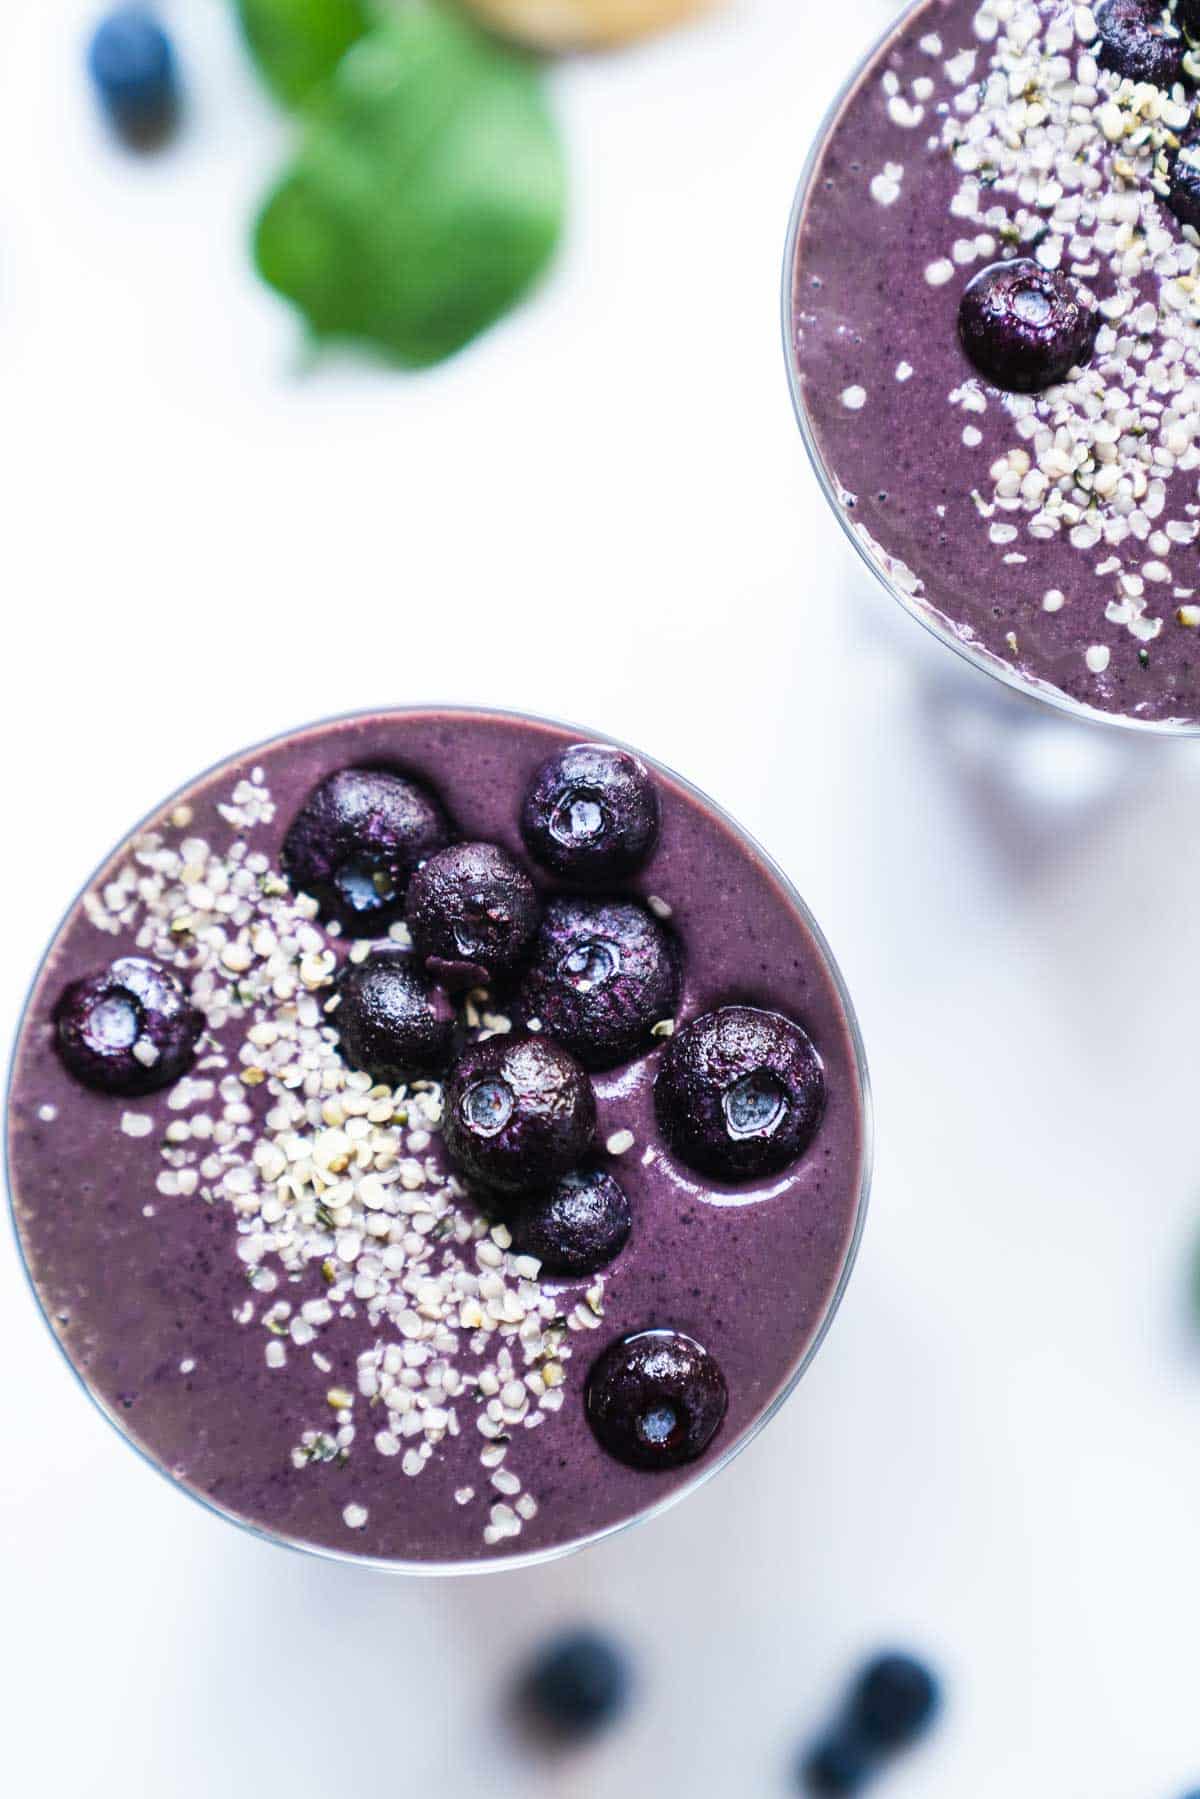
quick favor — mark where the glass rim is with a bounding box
[5,703,874,1578]
[779,0,1200,739]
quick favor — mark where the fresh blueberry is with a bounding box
[850,1653,941,1752]
[443,1033,595,1196]
[585,1328,727,1470]
[1168,142,1200,231]
[957,259,1098,394]
[1095,0,1187,87]
[282,767,451,935]
[332,948,454,1083]
[511,1165,631,1276]
[405,842,540,989]
[521,742,660,883]
[55,956,202,1095]
[655,1005,825,1182]
[522,1629,632,1738]
[519,897,679,1071]
[87,8,179,143]
[800,1732,872,1796]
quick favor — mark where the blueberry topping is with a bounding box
[87,8,179,143]
[522,1629,632,1738]
[1095,0,1187,88]
[443,1033,595,1195]
[850,1654,941,1752]
[1168,142,1200,231]
[521,742,660,883]
[282,767,450,934]
[54,956,201,1095]
[332,948,454,1083]
[519,897,679,1070]
[585,1328,727,1470]
[799,1733,871,1796]
[957,259,1098,393]
[512,1165,632,1275]
[405,842,540,988]
[655,1005,824,1181]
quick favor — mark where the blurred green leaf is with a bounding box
[235,0,373,108]
[254,3,564,366]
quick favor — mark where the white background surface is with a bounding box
[4,1,1200,1793]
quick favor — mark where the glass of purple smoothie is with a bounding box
[6,708,870,1573]
[785,0,1200,732]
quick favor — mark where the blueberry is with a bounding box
[405,842,539,989]
[518,897,679,1071]
[585,1328,727,1470]
[87,8,179,144]
[1095,0,1187,87]
[521,742,660,883]
[332,948,453,1083]
[54,956,201,1095]
[443,1033,595,1196]
[522,1629,632,1738]
[655,1005,825,1182]
[1168,142,1200,231]
[282,767,450,935]
[800,1733,871,1796]
[511,1165,631,1276]
[957,259,1098,394]
[850,1654,941,1752]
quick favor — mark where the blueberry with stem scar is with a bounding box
[585,1328,727,1470]
[957,259,1098,394]
[282,766,450,935]
[443,1032,595,1195]
[519,896,679,1070]
[55,956,202,1095]
[521,741,660,883]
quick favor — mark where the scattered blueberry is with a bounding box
[1168,143,1200,231]
[585,1328,727,1470]
[1095,0,1187,87]
[521,742,661,883]
[332,948,454,1083]
[521,1629,632,1738]
[800,1732,872,1796]
[655,1005,825,1182]
[511,1164,632,1276]
[850,1653,941,1752]
[405,841,540,989]
[55,956,202,1095]
[443,1033,595,1195]
[957,259,1098,394]
[282,766,450,935]
[519,897,679,1070]
[87,8,179,144]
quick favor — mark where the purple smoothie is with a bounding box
[789,0,1200,727]
[7,710,868,1567]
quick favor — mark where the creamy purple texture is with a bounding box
[8,711,867,1566]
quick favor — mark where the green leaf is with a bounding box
[253,2,565,366]
[235,0,373,109]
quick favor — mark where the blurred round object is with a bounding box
[522,1628,633,1736]
[459,0,717,51]
[87,6,179,143]
[849,1652,941,1751]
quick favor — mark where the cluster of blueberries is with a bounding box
[953,0,1200,395]
[53,740,827,1475]
[522,1629,941,1794]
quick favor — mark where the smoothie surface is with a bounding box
[791,0,1200,725]
[7,710,867,1565]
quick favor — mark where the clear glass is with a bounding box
[781,0,1200,738]
[5,706,873,1577]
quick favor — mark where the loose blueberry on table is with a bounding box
[798,1651,942,1794]
[20,715,860,1562]
[87,7,180,144]
[520,1628,633,1738]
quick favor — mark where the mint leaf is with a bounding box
[235,0,373,108]
[253,3,565,366]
